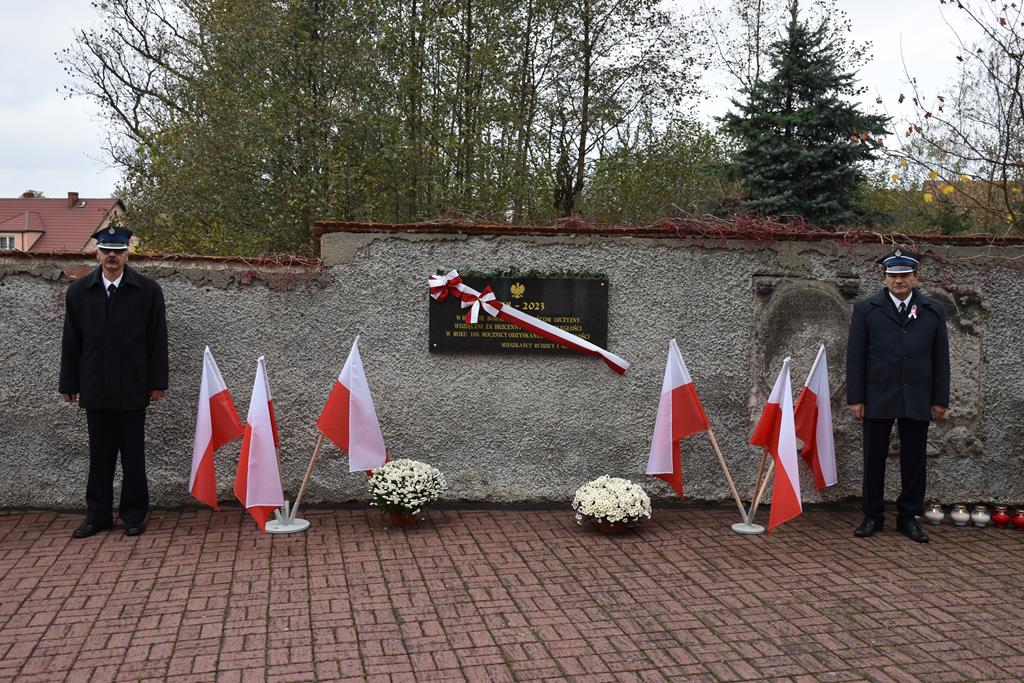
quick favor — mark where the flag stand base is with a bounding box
[731,521,765,535]
[266,517,310,533]
[265,502,310,534]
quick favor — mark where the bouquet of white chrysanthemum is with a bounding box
[572,476,652,527]
[368,458,447,516]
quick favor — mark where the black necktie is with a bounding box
[898,301,907,318]
[106,283,117,317]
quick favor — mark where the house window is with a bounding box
[0,236,14,251]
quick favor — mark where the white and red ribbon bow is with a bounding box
[428,270,463,301]
[462,286,500,324]
[427,270,629,375]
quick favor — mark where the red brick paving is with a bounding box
[1,508,1023,682]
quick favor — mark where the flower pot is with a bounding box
[596,519,629,534]
[992,506,1010,529]
[386,511,418,527]
[573,477,652,533]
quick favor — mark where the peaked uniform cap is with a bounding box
[92,226,133,250]
[877,248,921,273]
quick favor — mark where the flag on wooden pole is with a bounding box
[235,356,285,531]
[316,336,387,472]
[189,347,243,509]
[750,358,802,531]
[794,344,837,489]
[646,339,711,499]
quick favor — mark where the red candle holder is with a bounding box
[992,506,1010,528]
[1013,509,1024,530]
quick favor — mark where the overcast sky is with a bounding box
[0,0,980,199]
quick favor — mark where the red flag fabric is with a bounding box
[189,347,243,509]
[794,344,837,490]
[646,339,711,499]
[750,358,802,531]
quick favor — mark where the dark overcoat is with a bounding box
[846,288,950,421]
[59,265,169,410]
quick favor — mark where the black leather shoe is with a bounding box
[124,523,146,537]
[72,521,112,539]
[853,518,884,537]
[897,517,929,543]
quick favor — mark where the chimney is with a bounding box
[67,192,79,208]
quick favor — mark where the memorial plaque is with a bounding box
[429,276,608,353]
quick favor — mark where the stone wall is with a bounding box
[2,226,1022,510]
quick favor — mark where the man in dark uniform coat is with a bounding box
[847,248,950,543]
[60,226,168,538]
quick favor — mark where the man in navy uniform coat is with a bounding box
[60,226,168,538]
[846,248,950,543]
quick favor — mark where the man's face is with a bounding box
[884,270,918,299]
[96,246,129,276]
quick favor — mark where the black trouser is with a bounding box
[862,417,929,522]
[85,409,149,525]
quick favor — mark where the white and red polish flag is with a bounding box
[646,339,711,499]
[794,344,837,490]
[750,358,802,531]
[234,356,285,532]
[316,336,387,472]
[189,347,243,510]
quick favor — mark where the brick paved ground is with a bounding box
[1,507,1023,682]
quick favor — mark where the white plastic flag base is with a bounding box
[731,521,765,535]
[265,501,310,534]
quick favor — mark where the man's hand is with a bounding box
[848,403,865,421]
[931,405,946,421]
[61,393,77,403]
[149,389,166,401]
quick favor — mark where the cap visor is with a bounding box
[96,243,129,250]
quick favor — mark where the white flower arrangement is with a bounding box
[368,458,447,516]
[572,476,652,527]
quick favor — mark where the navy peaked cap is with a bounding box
[92,226,133,250]
[877,248,921,273]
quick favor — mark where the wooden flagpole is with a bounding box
[749,459,776,523]
[291,434,325,521]
[706,428,749,524]
[749,449,769,508]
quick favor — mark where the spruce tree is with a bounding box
[719,0,888,226]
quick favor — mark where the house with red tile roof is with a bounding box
[0,191,125,253]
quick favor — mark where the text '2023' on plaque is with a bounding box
[428,276,609,353]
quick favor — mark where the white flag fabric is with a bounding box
[317,336,388,472]
[794,344,838,489]
[234,356,284,531]
[646,339,710,499]
[750,357,802,531]
[189,346,242,509]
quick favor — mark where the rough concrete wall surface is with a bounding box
[1,232,1022,510]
